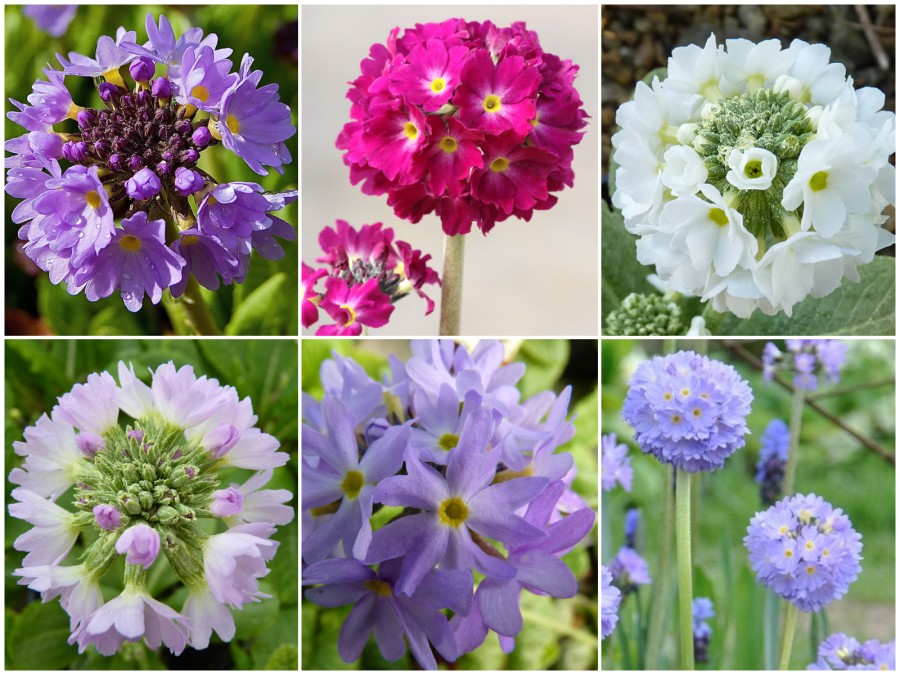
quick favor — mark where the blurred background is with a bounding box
[302,6,598,336]
[601,339,896,670]
[5,5,298,336]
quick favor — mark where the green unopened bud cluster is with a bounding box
[605,293,684,336]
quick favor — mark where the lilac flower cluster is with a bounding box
[608,508,651,596]
[24,5,77,37]
[762,340,848,391]
[692,597,715,664]
[808,633,895,670]
[6,13,296,312]
[621,351,754,472]
[8,362,293,655]
[601,432,633,492]
[337,19,587,236]
[302,220,441,335]
[302,340,595,668]
[744,493,862,612]
[601,565,620,640]
[755,419,790,505]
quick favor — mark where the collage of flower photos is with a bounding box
[2,1,897,673]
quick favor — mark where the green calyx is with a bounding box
[693,89,814,240]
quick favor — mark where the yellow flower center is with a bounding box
[671,414,682,424]
[692,408,702,418]
[778,525,789,535]
[438,497,469,527]
[482,94,502,113]
[809,171,828,192]
[341,470,365,499]
[85,190,102,209]
[663,392,673,401]
[364,579,392,597]
[103,68,126,88]
[784,549,793,558]
[340,304,356,327]
[191,85,210,103]
[439,136,458,153]
[437,433,459,451]
[182,235,200,247]
[709,207,729,227]
[744,159,763,179]
[530,114,539,128]
[806,565,815,575]
[403,122,419,140]
[490,157,509,173]
[118,235,142,252]
[226,114,240,134]
[430,77,446,93]
[805,541,814,551]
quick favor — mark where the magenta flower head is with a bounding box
[744,493,863,612]
[809,633,895,670]
[337,19,587,235]
[621,351,754,472]
[304,220,440,334]
[601,565,621,640]
[6,11,296,314]
[9,361,294,655]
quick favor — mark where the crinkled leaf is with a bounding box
[8,601,77,669]
[601,200,656,324]
[264,644,298,669]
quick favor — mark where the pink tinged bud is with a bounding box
[210,486,244,517]
[76,431,105,458]
[93,504,122,530]
[205,424,240,458]
[127,429,145,443]
[184,466,195,478]
[115,523,160,569]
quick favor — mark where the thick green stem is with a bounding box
[779,602,798,670]
[676,468,695,670]
[439,234,465,335]
[645,466,674,669]
[783,386,805,495]
[163,276,221,336]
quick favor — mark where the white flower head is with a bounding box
[662,145,708,196]
[726,147,779,191]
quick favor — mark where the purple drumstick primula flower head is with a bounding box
[9,361,293,655]
[808,633,895,670]
[601,432,633,491]
[601,565,621,640]
[744,493,862,612]
[756,418,790,505]
[6,11,296,312]
[763,340,848,391]
[609,546,652,591]
[622,350,754,472]
[24,5,77,37]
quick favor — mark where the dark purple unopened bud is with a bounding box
[127,154,144,171]
[151,77,171,99]
[136,89,152,105]
[175,120,193,136]
[162,150,174,162]
[180,148,200,165]
[174,167,205,196]
[156,160,171,176]
[61,142,76,162]
[76,109,96,128]
[76,431,105,458]
[93,140,111,158]
[129,56,155,83]
[98,82,120,102]
[191,126,212,147]
[109,153,125,172]
[125,167,161,200]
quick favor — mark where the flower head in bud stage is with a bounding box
[755,419,789,505]
[337,19,587,236]
[612,35,896,318]
[744,493,862,612]
[809,633,895,670]
[6,12,296,313]
[9,361,294,656]
[601,565,621,640]
[605,292,684,336]
[762,339,847,391]
[303,220,440,335]
[621,351,753,472]
[692,597,715,664]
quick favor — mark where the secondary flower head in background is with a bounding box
[762,339,847,390]
[612,35,895,318]
[755,418,790,505]
[808,633,895,670]
[303,220,441,335]
[621,350,753,472]
[337,18,587,235]
[692,597,715,664]
[9,362,293,655]
[601,432,632,492]
[601,565,621,640]
[24,5,77,36]
[609,546,652,595]
[7,12,296,312]
[744,493,862,612]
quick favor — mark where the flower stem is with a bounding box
[163,276,221,336]
[783,386,805,495]
[439,234,465,335]
[779,602,798,670]
[646,463,674,668]
[676,468,695,670]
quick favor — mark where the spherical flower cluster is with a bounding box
[601,565,621,640]
[755,418,790,505]
[601,432,633,491]
[612,35,896,318]
[9,361,293,655]
[808,633,895,670]
[744,493,862,612]
[621,351,753,472]
[763,339,847,390]
[303,220,440,335]
[337,18,587,235]
[6,13,296,312]
[302,340,594,668]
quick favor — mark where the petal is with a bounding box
[476,578,523,637]
[513,549,577,597]
[374,452,447,510]
[365,513,448,597]
[445,408,498,499]
[338,595,377,663]
[359,425,409,483]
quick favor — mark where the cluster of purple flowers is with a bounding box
[692,597,715,664]
[302,220,440,335]
[621,351,754,472]
[8,362,293,655]
[336,18,587,236]
[601,432,633,492]
[6,12,296,312]
[24,5,77,37]
[809,633,895,670]
[755,419,790,505]
[601,565,620,641]
[301,340,594,668]
[608,508,651,596]
[762,340,848,391]
[744,493,862,612]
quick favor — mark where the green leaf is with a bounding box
[302,604,357,669]
[601,200,656,323]
[225,273,292,335]
[251,606,297,668]
[564,387,599,501]
[8,601,78,669]
[37,276,92,336]
[264,644,298,669]
[517,340,570,399]
[709,256,895,335]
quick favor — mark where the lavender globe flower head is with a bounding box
[601,432,633,491]
[808,633,895,670]
[744,493,862,612]
[601,565,621,640]
[621,350,753,472]
[9,361,294,655]
[6,11,296,313]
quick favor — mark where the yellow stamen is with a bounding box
[439,136,458,153]
[809,171,828,192]
[191,85,210,103]
[225,114,240,134]
[438,497,469,527]
[118,235,142,252]
[103,68,126,88]
[364,579,392,597]
[482,94,502,113]
[340,304,356,327]
[490,157,509,173]
[403,121,419,140]
[709,207,729,227]
[340,470,365,499]
[430,77,446,93]
[437,433,459,451]
[85,191,102,209]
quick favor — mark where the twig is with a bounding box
[723,341,895,466]
[807,377,895,401]
[854,5,890,71]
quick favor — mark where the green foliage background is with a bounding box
[601,339,896,670]
[5,339,299,669]
[301,339,600,669]
[5,5,298,336]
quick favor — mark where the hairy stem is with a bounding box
[779,602,799,670]
[439,234,465,335]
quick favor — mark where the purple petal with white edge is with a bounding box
[513,548,577,597]
[476,577,523,636]
[538,507,596,555]
[365,513,449,596]
[413,568,474,616]
[359,424,409,483]
[373,601,407,661]
[338,594,377,663]
[374,452,447,510]
[445,408,499,499]
[319,397,361,472]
